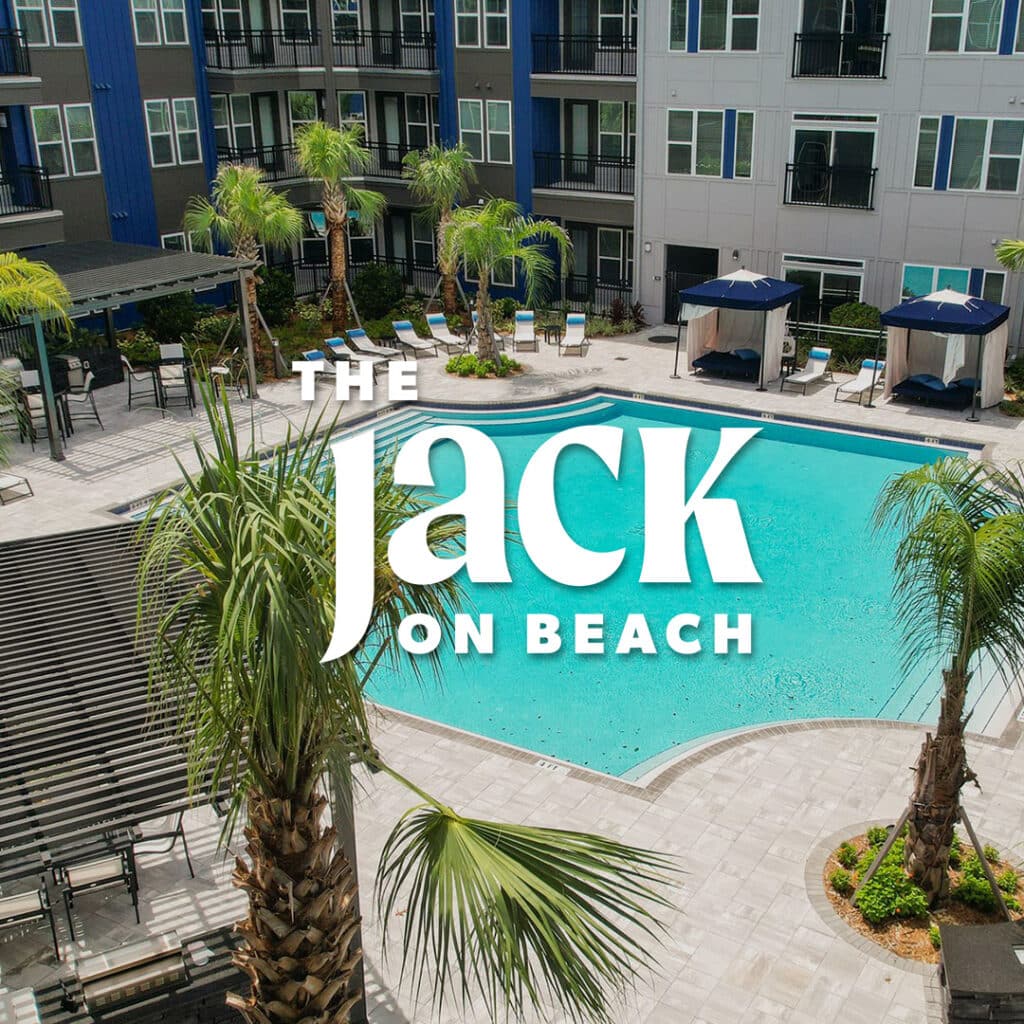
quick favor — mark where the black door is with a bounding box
[564,101,596,183]
[664,245,718,324]
[376,93,406,170]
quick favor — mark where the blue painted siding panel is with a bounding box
[1000,0,1019,53]
[511,0,533,212]
[532,97,559,154]
[722,108,736,179]
[187,0,218,183]
[531,0,558,37]
[968,267,984,296]
[0,1,12,31]
[79,4,158,244]
[687,0,701,52]
[9,106,34,169]
[435,0,458,147]
[935,115,955,191]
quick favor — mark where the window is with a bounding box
[412,215,435,267]
[484,0,508,46]
[49,0,80,44]
[14,0,47,44]
[598,228,629,283]
[950,117,1024,191]
[667,109,723,175]
[162,0,188,43]
[230,94,255,149]
[349,217,375,263]
[31,104,97,177]
[281,0,313,38]
[486,99,511,163]
[455,0,479,46]
[406,95,430,149]
[699,0,759,51]
[132,0,160,43]
[161,232,187,251]
[400,0,434,40]
[202,0,243,36]
[288,91,319,139]
[914,117,940,187]
[669,0,687,49]
[212,95,230,151]
[736,111,754,178]
[145,100,174,167]
[458,98,483,161]
[332,0,359,37]
[782,255,864,323]
[491,257,514,288]
[337,91,366,133]
[929,0,1002,52]
[902,264,1005,302]
[31,106,66,177]
[173,98,201,164]
[64,103,98,174]
[599,0,637,45]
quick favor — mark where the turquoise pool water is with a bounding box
[366,396,966,778]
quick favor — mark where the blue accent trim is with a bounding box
[9,106,34,170]
[0,1,12,30]
[79,3,158,244]
[187,0,218,184]
[935,115,955,191]
[435,1,458,147]
[968,267,984,297]
[722,108,736,179]
[687,0,700,52]
[511,0,532,214]
[1000,0,1019,54]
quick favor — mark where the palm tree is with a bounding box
[440,198,572,362]
[139,391,671,1024]
[0,252,71,327]
[874,457,1024,903]
[995,239,1024,273]
[295,121,386,330]
[402,143,477,315]
[184,164,302,367]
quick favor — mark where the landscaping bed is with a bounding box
[445,353,523,379]
[824,827,1023,963]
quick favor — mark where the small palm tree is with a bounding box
[0,252,71,327]
[874,457,1024,903]
[440,198,572,362]
[295,121,386,330]
[995,239,1024,273]
[402,143,477,315]
[184,164,302,367]
[140,392,671,1024]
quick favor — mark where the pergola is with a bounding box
[17,241,258,461]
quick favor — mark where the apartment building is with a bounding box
[637,0,1024,344]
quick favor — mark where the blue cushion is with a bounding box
[427,314,446,325]
[732,348,759,361]
[303,351,325,361]
[808,347,830,361]
[347,329,367,340]
[863,358,883,370]
[515,311,533,322]
[393,320,413,330]
[567,313,585,325]
[952,377,978,390]
[325,337,343,346]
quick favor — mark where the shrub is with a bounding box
[255,267,296,327]
[606,297,628,326]
[953,874,998,912]
[997,868,1019,894]
[855,861,929,924]
[866,826,890,848]
[351,263,405,319]
[984,844,1001,864]
[445,352,520,378]
[823,301,883,372]
[829,868,854,897]
[191,313,238,348]
[630,301,648,329]
[118,329,158,365]
[1005,354,1024,392]
[837,842,858,870]
[949,832,963,870]
[137,291,212,345]
[1000,399,1024,417]
[494,296,518,319]
[295,302,325,329]
[929,925,942,950]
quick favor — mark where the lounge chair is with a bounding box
[0,471,33,505]
[559,313,590,357]
[890,374,977,411]
[344,328,404,360]
[426,313,468,353]
[471,311,506,351]
[513,310,537,352]
[691,348,761,381]
[323,341,387,380]
[65,371,104,430]
[392,320,438,357]
[780,346,833,395]
[0,878,59,959]
[835,358,885,405]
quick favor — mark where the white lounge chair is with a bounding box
[392,320,439,357]
[345,328,403,359]
[324,340,387,379]
[513,310,537,352]
[780,346,833,395]
[426,313,468,353]
[559,313,590,357]
[0,472,33,505]
[835,358,886,405]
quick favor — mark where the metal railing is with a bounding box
[0,165,53,217]
[0,29,31,76]
[332,29,437,70]
[534,152,635,195]
[532,34,637,75]
[784,162,877,210]
[292,255,439,300]
[564,275,633,312]
[364,140,416,178]
[217,143,304,183]
[792,32,888,78]
[204,28,322,70]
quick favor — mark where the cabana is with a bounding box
[881,289,1009,421]
[677,269,803,391]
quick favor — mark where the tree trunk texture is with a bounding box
[246,272,266,373]
[228,787,363,1024]
[475,276,497,362]
[905,668,974,905]
[442,274,458,317]
[328,222,348,332]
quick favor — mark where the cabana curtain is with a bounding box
[982,322,1008,408]
[882,328,908,399]
[685,306,718,367]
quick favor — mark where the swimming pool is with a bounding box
[358,394,992,778]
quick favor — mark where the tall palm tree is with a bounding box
[874,457,1024,903]
[295,121,386,330]
[0,252,71,327]
[402,143,477,315]
[184,164,302,367]
[440,198,572,362]
[139,391,671,1024]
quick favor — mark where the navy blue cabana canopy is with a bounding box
[881,288,1010,335]
[679,268,803,311]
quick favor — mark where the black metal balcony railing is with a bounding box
[532,34,637,75]
[534,152,635,195]
[291,255,439,300]
[218,143,303,183]
[204,29,322,70]
[792,32,888,78]
[364,140,416,178]
[564,274,633,311]
[785,162,877,210]
[332,29,437,70]
[0,165,53,217]
[0,29,31,76]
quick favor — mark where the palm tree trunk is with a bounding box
[228,786,363,1024]
[442,274,458,317]
[475,273,497,362]
[246,272,265,371]
[905,668,971,904]
[329,221,349,332]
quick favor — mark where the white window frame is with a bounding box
[229,93,255,150]
[332,0,360,37]
[132,0,161,44]
[913,115,941,190]
[597,227,629,284]
[337,90,367,134]
[14,0,49,46]
[280,0,313,37]
[788,112,878,171]
[458,97,484,162]
[485,99,512,164]
[161,0,189,44]
[928,0,1005,53]
[668,0,688,50]
[781,253,865,312]
[666,108,725,177]
[63,102,98,175]
[145,99,176,168]
[411,214,435,267]
[483,0,508,48]
[405,93,431,149]
[946,116,1024,193]
[161,231,188,251]
[30,105,67,178]
[901,263,1006,302]
[287,90,319,141]
[455,0,480,47]
[30,103,99,178]
[172,97,202,165]
[699,0,759,52]
[48,0,81,46]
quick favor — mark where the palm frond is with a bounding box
[996,239,1024,272]
[343,185,388,229]
[402,143,478,219]
[295,120,371,181]
[0,252,71,329]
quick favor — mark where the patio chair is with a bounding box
[324,339,386,380]
[345,328,404,359]
[426,313,468,354]
[780,346,833,395]
[559,313,590,357]
[471,311,506,351]
[64,371,104,430]
[513,310,538,353]
[18,372,63,450]
[157,361,194,414]
[834,358,886,405]
[132,811,194,879]
[0,471,33,504]
[0,877,60,959]
[121,355,160,412]
[392,320,438,357]
[208,347,245,399]
[54,848,140,939]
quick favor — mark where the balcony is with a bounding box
[532,34,636,76]
[204,29,322,71]
[364,140,416,178]
[218,143,304,183]
[292,255,439,299]
[564,274,632,311]
[792,32,888,78]
[332,30,437,70]
[784,162,877,210]
[534,152,634,195]
[0,165,53,216]
[0,30,31,76]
